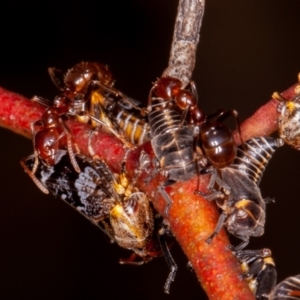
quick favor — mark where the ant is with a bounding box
[20,94,80,194]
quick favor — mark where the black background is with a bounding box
[0,1,300,299]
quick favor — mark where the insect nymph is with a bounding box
[22,150,177,293]
[146,77,207,214]
[146,76,243,214]
[205,137,283,247]
[273,87,300,150]
[49,61,150,147]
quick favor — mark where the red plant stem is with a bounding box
[0,83,298,299]
[232,82,300,144]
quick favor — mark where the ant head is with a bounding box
[152,77,182,99]
[64,62,114,95]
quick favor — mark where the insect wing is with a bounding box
[25,150,118,221]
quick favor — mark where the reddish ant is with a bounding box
[20,94,80,194]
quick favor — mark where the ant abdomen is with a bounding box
[200,121,236,169]
[64,62,114,95]
[34,128,59,166]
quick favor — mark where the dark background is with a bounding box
[0,0,300,299]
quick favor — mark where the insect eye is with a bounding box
[235,209,248,220]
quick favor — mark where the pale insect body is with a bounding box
[146,77,207,215]
[22,149,177,293]
[205,137,283,246]
[50,61,150,147]
[116,110,150,145]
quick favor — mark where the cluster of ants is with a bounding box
[21,61,300,298]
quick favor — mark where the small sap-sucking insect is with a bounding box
[49,61,150,147]
[269,274,300,299]
[146,76,242,214]
[273,85,300,150]
[146,77,206,214]
[205,137,283,246]
[21,149,177,293]
[156,77,241,171]
[232,246,277,299]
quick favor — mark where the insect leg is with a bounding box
[206,211,227,244]
[89,115,134,149]
[31,95,53,106]
[158,225,178,294]
[60,120,81,173]
[20,155,49,194]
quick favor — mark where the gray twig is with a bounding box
[163,0,205,86]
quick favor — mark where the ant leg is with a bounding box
[189,81,198,104]
[206,211,227,244]
[179,107,189,128]
[60,121,81,173]
[158,225,178,294]
[234,110,244,146]
[31,150,40,175]
[87,129,99,158]
[30,122,42,174]
[20,155,49,194]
